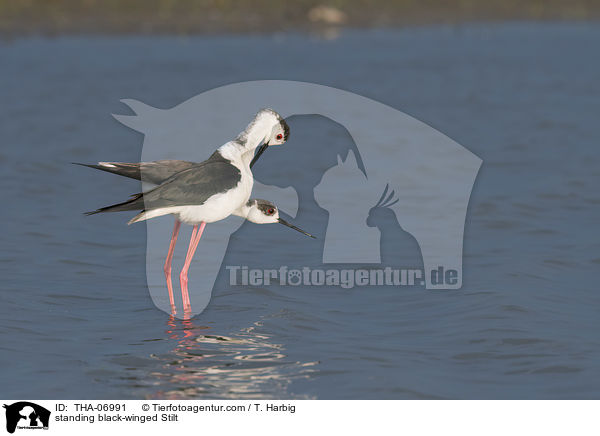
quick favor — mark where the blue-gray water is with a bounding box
[1,23,599,399]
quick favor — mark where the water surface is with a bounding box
[1,23,599,399]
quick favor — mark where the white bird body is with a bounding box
[136,141,256,225]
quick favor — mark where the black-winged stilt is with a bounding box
[78,109,312,315]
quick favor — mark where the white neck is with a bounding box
[217,141,259,170]
[237,112,279,158]
[239,117,272,151]
[217,111,277,168]
[232,201,253,219]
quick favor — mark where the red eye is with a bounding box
[267,208,275,215]
[276,134,283,140]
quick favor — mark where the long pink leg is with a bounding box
[164,219,181,313]
[179,222,206,312]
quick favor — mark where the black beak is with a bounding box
[278,218,316,239]
[250,143,269,168]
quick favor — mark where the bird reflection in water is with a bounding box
[146,315,318,399]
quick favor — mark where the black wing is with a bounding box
[74,160,197,185]
[140,159,242,211]
[85,153,241,215]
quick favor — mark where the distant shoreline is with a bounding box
[1,0,599,36]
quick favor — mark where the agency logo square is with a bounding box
[3,402,50,434]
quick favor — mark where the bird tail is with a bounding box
[84,193,145,218]
[72,162,142,181]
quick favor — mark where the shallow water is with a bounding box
[1,23,599,399]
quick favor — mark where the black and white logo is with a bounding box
[3,402,50,434]
[110,80,481,317]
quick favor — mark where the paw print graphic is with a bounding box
[287,270,302,286]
